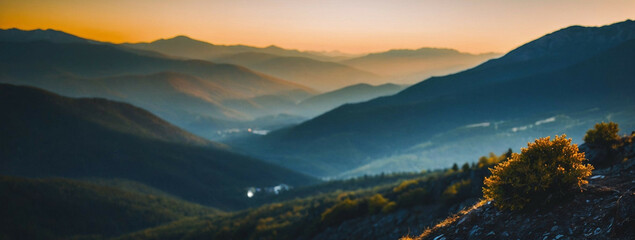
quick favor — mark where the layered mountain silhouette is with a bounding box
[215,52,384,91]
[0,84,317,209]
[191,83,408,139]
[124,35,498,91]
[1,29,423,140]
[0,31,318,138]
[234,20,635,177]
[342,48,500,84]
[131,36,384,91]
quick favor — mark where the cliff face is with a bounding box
[410,136,635,240]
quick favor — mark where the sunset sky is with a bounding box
[1,0,633,54]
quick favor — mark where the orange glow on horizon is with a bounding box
[1,0,634,54]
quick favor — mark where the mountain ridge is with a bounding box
[123,35,341,62]
[234,20,635,177]
[0,28,95,44]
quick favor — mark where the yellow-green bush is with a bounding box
[320,198,361,225]
[483,135,593,210]
[584,122,620,146]
[477,151,509,168]
[367,194,389,214]
[393,179,419,193]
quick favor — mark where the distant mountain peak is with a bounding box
[0,28,93,44]
[171,35,194,40]
[499,19,635,63]
[265,45,284,50]
[152,35,210,45]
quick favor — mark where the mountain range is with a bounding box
[123,35,499,90]
[123,35,345,62]
[1,29,436,140]
[231,20,635,177]
[215,52,384,91]
[0,32,318,138]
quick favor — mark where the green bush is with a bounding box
[483,135,593,210]
[393,179,419,193]
[584,122,620,146]
[367,194,389,214]
[320,198,362,226]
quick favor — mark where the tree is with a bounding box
[584,122,619,146]
[461,162,471,172]
[451,163,459,172]
[583,122,624,168]
[483,135,593,210]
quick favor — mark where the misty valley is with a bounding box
[1,11,635,240]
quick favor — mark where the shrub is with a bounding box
[477,151,508,168]
[320,198,362,225]
[483,135,593,210]
[393,179,418,193]
[367,194,389,214]
[584,122,620,146]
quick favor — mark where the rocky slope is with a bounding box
[311,201,479,240]
[407,135,635,240]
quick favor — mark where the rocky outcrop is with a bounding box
[580,132,635,168]
[409,137,635,240]
[310,202,477,240]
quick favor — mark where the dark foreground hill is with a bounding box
[0,175,220,240]
[236,20,635,177]
[0,84,316,210]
